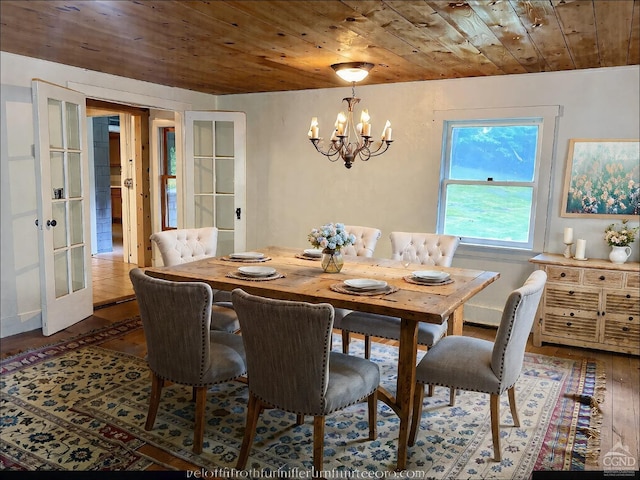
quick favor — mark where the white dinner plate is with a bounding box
[238,266,276,277]
[230,251,265,260]
[344,278,388,290]
[412,270,450,281]
[303,248,323,257]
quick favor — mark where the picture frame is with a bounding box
[561,138,640,218]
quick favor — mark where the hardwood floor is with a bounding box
[91,223,136,308]
[2,259,638,472]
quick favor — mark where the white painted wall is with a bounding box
[2,50,638,336]
[217,65,640,325]
[1,52,218,337]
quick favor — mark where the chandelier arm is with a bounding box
[310,138,343,162]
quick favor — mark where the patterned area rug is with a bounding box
[1,317,604,478]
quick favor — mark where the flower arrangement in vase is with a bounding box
[604,219,639,264]
[308,223,356,273]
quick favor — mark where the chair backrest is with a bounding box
[389,232,461,267]
[491,270,547,389]
[129,268,213,384]
[342,225,382,257]
[150,227,218,266]
[231,288,334,414]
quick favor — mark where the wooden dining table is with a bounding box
[144,246,500,470]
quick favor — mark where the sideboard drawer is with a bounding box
[545,285,599,312]
[583,269,624,288]
[542,313,597,342]
[546,266,581,283]
[626,273,640,289]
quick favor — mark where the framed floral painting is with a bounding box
[561,139,640,218]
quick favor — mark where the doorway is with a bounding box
[86,100,151,306]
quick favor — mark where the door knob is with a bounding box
[47,219,57,227]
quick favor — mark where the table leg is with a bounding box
[395,317,419,471]
[448,305,464,336]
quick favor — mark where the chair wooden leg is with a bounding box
[236,393,262,470]
[341,330,350,354]
[296,414,305,425]
[145,372,164,431]
[313,416,325,474]
[364,335,371,359]
[490,393,501,462]
[449,388,456,406]
[193,386,207,454]
[508,386,520,427]
[408,383,424,447]
[367,389,378,440]
[427,384,434,397]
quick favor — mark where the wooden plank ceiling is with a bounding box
[1,0,638,95]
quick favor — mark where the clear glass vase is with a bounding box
[321,248,344,273]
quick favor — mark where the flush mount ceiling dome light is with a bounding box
[331,62,374,83]
[308,62,393,169]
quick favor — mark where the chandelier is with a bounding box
[308,62,393,169]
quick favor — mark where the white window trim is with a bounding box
[433,106,560,252]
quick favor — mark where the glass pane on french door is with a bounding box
[49,101,86,298]
[192,119,235,255]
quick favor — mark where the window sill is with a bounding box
[455,243,538,262]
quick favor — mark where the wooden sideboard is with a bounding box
[530,253,639,355]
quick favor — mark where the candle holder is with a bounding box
[563,242,573,259]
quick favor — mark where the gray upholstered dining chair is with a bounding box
[340,232,461,359]
[149,227,239,333]
[408,270,547,461]
[129,268,247,454]
[231,288,380,472]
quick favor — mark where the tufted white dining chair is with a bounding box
[332,225,382,333]
[149,227,239,333]
[408,270,547,461]
[340,232,461,359]
[341,225,382,258]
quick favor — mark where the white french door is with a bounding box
[33,80,93,335]
[184,111,246,255]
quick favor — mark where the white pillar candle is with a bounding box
[575,239,586,259]
[563,227,573,243]
[385,127,393,141]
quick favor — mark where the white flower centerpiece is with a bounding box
[308,222,356,273]
[604,218,639,264]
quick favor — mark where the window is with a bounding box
[436,106,559,250]
[160,127,177,230]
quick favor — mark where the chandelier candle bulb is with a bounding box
[309,117,319,139]
[563,227,573,244]
[384,126,393,141]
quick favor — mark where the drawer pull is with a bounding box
[569,312,575,317]
[560,272,566,278]
[622,327,630,332]
[599,275,605,281]
[568,290,575,295]
[566,322,572,327]
[630,317,634,321]
[627,294,631,298]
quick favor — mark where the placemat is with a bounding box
[221,256,272,263]
[295,253,321,261]
[330,283,399,296]
[403,276,454,286]
[225,272,285,281]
